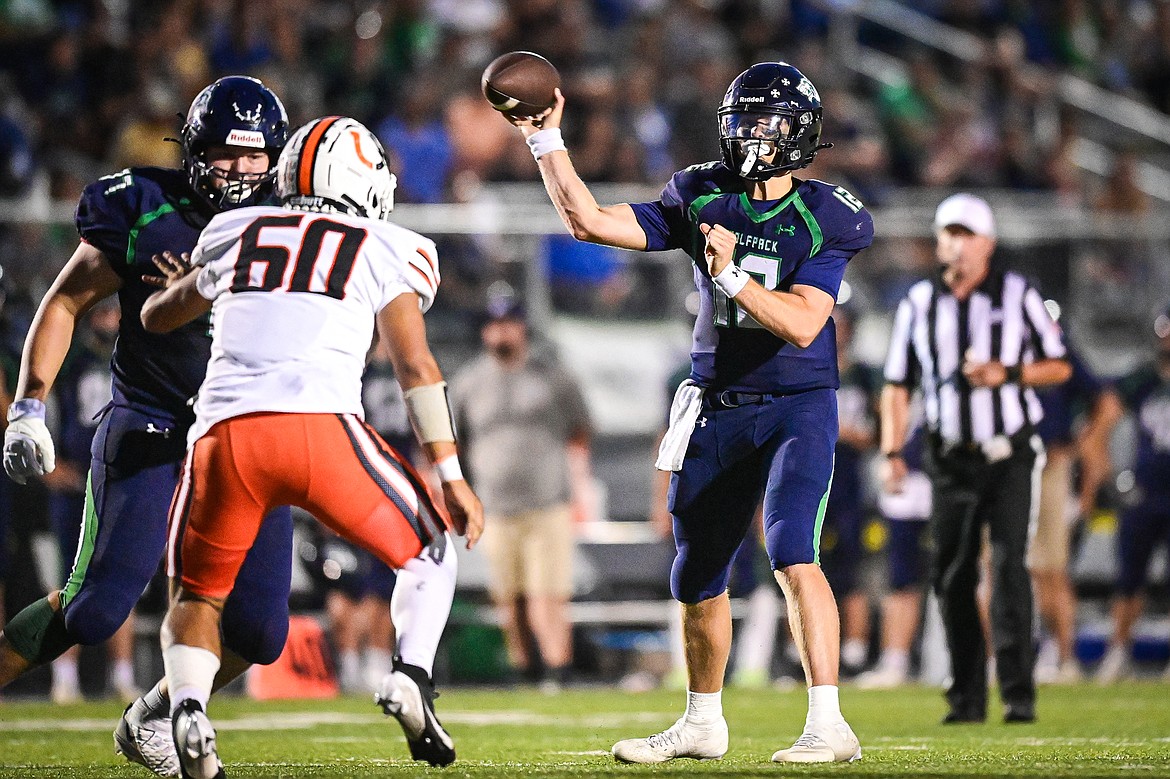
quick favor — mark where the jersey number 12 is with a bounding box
[713,253,780,328]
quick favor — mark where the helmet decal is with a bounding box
[277,116,397,222]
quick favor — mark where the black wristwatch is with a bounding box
[1005,363,1023,384]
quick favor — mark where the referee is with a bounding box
[879,194,1071,724]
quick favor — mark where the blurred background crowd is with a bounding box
[2,0,1170,700]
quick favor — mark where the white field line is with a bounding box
[0,709,664,733]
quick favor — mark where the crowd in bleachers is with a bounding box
[4,2,1170,199]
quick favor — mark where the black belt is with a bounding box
[703,390,777,410]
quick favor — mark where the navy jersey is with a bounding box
[1117,363,1170,492]
[630,162,874,393]
[75,167,215,417]
[1035,345,1103,447]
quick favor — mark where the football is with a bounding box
[481,51,560,119]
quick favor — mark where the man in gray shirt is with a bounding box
[450,299,592,690]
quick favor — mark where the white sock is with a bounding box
[111,659,136,690]
[879,649,909,675]
[807,684,842,724]
[139,681,169,717]
[164,644,220,715]
[842,638,868,668]
[52,657,80,690]
[365,648,393,686]
[391,534,457,676]
[339,649,361,689]
[684,689,723,725]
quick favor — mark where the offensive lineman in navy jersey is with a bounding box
[507,62,872,763]
[0,76,294,777]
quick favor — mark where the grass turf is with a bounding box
[1,682,1168,778]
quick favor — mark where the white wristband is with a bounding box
[436,454,464,483]
[526,128,567,160]
[712,262,750,298]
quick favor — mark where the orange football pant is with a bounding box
[167,412,448,599]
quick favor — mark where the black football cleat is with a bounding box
[375,659,456,766]
[171,699,226,779]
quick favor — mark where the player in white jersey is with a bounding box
[140,116,483,778]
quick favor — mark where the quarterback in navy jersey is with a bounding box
[508,61,871,764]
[0,76,294,777]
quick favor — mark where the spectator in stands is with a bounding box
[108,80,182,170]
[446,83,519,180]
[1094,149,1151,216]
[207,1,273,74]
[1132,1,1170,114]
[856,425,932,689]
[257,8,326,125]
[0,78,34,197]
[1097,307,1170,683]
[1031,342,1123,684]
[618,63,673,184]
[450,297,592,692]
[821,306,879,676]
[670,58,739,169]
[878,49,951,184]
[376,78,455,204]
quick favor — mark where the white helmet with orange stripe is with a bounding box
[275,116,397,221]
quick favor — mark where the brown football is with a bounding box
[481,51,560,118]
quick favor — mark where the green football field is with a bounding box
[1,682,1168,778]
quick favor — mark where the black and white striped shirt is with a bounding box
[884,270,1067,447]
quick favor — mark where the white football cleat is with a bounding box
[171,699,225,779]
[114,701,181,778]
[611,716,728,764]
[772,720,861,763]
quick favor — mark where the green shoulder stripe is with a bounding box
[792,192,823,256]
[126,197,191,265]
[688,191,724,222]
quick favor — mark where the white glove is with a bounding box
[4,398,55,484]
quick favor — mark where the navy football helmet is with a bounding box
[718,62,831,181]
[180,76,289,211]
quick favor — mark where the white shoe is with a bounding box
[50,683,82,705]
[855,665,909,690]
[1038,658,1082,685]
[172,699,224,779]
[772,720,861,763]
[612,716,728,764]
[112,679,144,706]
[1034,642,1061,684]
[1095,645,1133,685]
[114,700,181,778]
